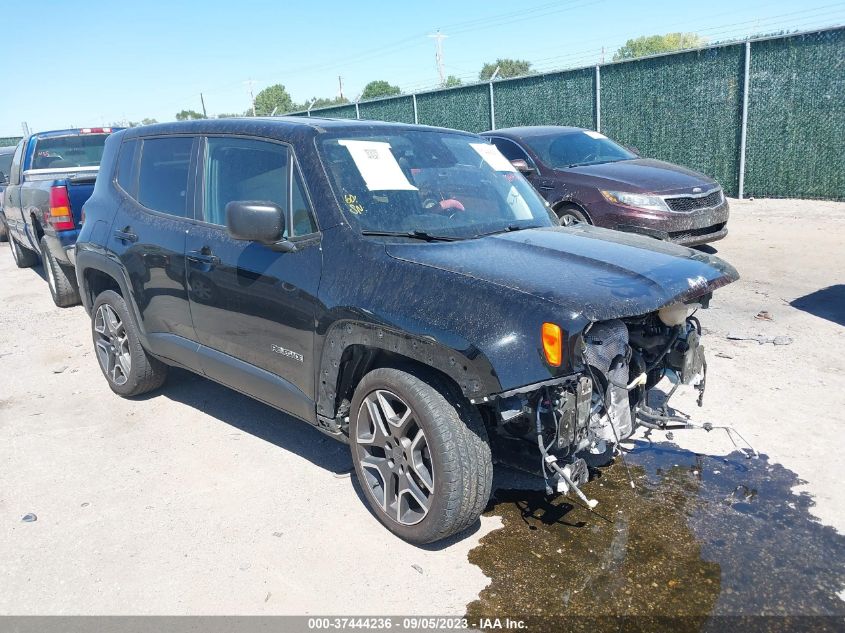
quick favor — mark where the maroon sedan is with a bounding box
[481,126,729,246]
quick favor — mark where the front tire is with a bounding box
[91,290,168,397]
[9,236,39,268]
[556,204,589,227]
[40,236,80,307]
[350,368,492,544]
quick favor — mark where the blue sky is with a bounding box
[2,0,843,136]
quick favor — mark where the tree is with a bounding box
[478,58,532,81]
[175,109,204,121]
[613,33,707,61]
[301,96,350,111]
[360,80,401,100]
[443,75,462,88]
[253,84,295,116]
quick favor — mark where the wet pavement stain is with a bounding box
[466,441,845,632]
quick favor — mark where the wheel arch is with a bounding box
[75,250,145,340]
[316,321,501,421]
[552,199,593,224]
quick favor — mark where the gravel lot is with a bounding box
[1,197,843,615]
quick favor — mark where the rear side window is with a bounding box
[116,139,138,196]
[137,137,193,217]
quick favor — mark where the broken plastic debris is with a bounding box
[412,564,424,574]
[21,513,37,522]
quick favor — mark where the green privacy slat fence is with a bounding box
[0,137,21,147]
[358,95,415,123]
[745,29,845,200]
[416,84,491,132]
[311,104,358,119]
[302,26,843,200]
[600,44,745,196]
[493,68,595,130]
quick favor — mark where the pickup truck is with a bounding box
[75,118,739,544]
[3,128,120,306]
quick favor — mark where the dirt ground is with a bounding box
[1,197,843,616]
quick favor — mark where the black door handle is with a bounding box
[187,249,220,265]
[113,228,138,242]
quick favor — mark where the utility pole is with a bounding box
[21,121,30,136]
[429,31,447,86]
[244,79,257,116]
[338,75,344,100]
[200,93,208,118]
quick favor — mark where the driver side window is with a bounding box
[202,137,317,237]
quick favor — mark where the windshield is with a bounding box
[318,130,556,238]
[31,134,110,170]
[524,129,636,169]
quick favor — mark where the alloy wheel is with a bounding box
[355,389,434,525]
[559,212,580,226]
[94,304,132,386]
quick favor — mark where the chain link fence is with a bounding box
[0,137,21,147]
[298,26,843,200]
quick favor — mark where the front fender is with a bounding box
[315,320,500,418]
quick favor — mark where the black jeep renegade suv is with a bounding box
[75,117,737,544]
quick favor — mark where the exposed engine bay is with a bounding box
[487,299,755,508]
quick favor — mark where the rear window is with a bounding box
[137,137,193,217]
[31,134,110,170]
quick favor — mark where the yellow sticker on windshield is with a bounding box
[344,193,365,215]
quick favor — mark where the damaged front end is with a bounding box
[485,296,753,508]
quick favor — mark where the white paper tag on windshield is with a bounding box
[583,130,607,140]
[337,140,418,191]
[469,142,516,172]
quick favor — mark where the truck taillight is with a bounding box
[81,127,111,134]
[49,186,75,231]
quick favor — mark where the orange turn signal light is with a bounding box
[542,322,562,367]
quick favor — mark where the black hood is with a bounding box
[386,225,738,322]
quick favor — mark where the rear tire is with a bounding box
[350,367,492,544]
[0,220,8,242]
[91,290,168,397]
[40,236,80,307]
[9,235,39,268]
[555,204,589,227]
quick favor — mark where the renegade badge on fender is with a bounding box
[75,117,738,544]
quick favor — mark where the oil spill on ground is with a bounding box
[466,441,845,632]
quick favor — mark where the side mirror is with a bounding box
[510,159,535,174]
[226,200,285,244]
[626,145,640,156]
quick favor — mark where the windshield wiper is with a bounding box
[360,229,462,242]
[471,223,544,239]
